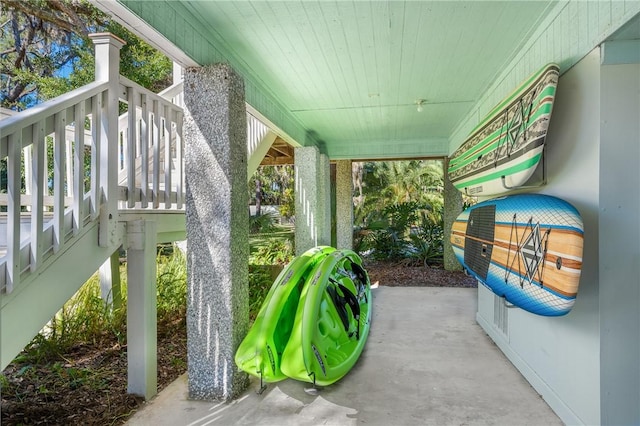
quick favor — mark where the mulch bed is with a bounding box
[1,262,474,425]
[364,260,477,288]
[1,319,187,426]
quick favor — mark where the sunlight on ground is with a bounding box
[185,385,358,426]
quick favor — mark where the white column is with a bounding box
[99,250,122,308]
[599,59,640,425]
[126,219,157,400]
[89,33,125,248]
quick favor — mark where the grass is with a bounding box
[250,224,295,265]
[1,241,284,424]
[4,237,286,370]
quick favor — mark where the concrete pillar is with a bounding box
[294,146,332,254]
[335,160,354,249]
[319,153,331,245]
[443,157,463,271]
[126,219,157,399]
[183,64,249,400]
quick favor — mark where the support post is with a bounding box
[443,157,463,271]
[99,250,122,309]
[126,219,157,400]
[335,160,354,250]
[319,153,331,246]
[294,146,331,254]
[90,33,125,248]
[183,64,249,400]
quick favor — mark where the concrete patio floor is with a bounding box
[127,287,561,425]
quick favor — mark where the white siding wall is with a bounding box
[598,61,640,425]
[477,50,602,425]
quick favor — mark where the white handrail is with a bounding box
[0,83,109,293]
[0,81,108,157]
[117,76,184,209]
[0,41,285,296]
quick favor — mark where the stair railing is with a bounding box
[0,33,188,295]
[0,80,110,294]
[116,77,184,210]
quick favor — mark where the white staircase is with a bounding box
[0,33,282,387]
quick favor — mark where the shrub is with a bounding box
[249,212,276,234]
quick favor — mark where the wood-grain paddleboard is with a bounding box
[451,194,583,316]
[448,63,559,196]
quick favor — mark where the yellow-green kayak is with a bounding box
[280,249,372,386]
[235,246,335,383]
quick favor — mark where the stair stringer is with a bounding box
[0,221,125,370]
[247,130,277,179]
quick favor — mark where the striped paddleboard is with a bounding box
[448,63,559,196]
[451,194,583,316]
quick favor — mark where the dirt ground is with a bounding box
[364,260,477,288]
[0,262,475,425]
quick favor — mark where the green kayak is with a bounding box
[235,246,335,383]
[280,249,372,386]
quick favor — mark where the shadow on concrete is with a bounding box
[127,288,562,425]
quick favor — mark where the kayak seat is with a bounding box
[327,280,361,339]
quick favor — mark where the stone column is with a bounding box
[335,160,354,249]
[319,153,331,246]
[183,64,249,400]
[294,146,331,254]
[443,157,463,271]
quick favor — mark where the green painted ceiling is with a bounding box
[111,1,558,159]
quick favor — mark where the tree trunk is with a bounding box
[255,177,262,216]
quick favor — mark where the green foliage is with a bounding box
[249,212,276,234]
[155,249,187,320]
[249,165,295,207]
[404,211,445,267]
[19,274,125,364]
[248,268,273,321]
[251,238,294,266]
[0,0,172,109]
[359,202,421,261]
[354,160,446,265]
[278,187,295,219]
[13,247,186,364]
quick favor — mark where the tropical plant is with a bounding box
[250,238,294,266]
[248,268,273,320]
[249,212,276,234]
[404,210,445,266]
[353,160,446,265]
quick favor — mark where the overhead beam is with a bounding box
[329,138,449,160]
[260,156,295,166]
